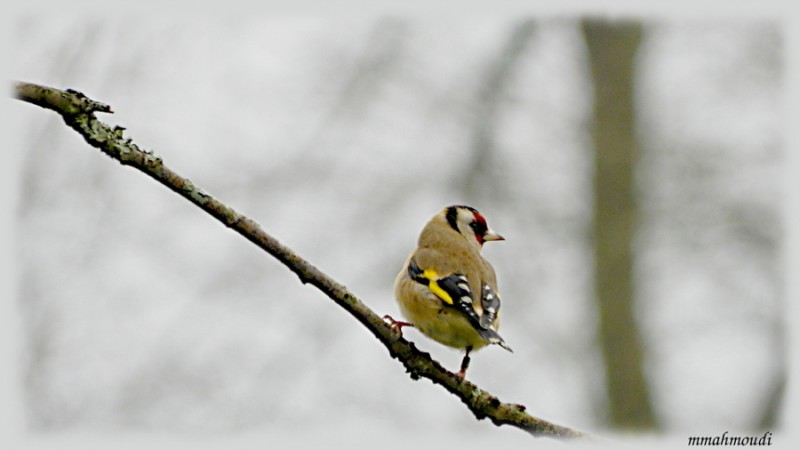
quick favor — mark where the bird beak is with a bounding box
[483,229,505,242]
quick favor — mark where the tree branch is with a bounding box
[13,81,585,440]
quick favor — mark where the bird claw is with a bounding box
[383,315,414,339]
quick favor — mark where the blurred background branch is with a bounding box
[462,19,536,201]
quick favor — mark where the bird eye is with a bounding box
[470,220,487,236]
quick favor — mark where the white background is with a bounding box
[2,1,798,449]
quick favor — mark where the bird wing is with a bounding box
[406,251,511,352]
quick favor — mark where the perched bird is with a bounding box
[388,205,511,379]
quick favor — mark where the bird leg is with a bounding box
[382,314,414,337]
[456,346,473,380]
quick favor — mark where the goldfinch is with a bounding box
[388,205,511,379]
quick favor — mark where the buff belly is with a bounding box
[396,280,489,351]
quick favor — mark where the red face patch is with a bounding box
[469,212,488,245]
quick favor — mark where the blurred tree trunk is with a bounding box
[582,19,656,430]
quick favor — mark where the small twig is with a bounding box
[13,81,585,439]
[15,81,113,115]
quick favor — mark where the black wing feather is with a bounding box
[407,258,512,352]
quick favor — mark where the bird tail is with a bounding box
[478,328,513,353]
